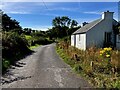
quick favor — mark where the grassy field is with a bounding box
[56,40,120,88]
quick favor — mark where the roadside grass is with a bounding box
[25,35,41,50]
[29,44,41,50]
[25,35,32,40]
[56,40,120,88]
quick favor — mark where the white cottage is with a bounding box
[71,11,119,50]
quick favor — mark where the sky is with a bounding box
[1,2,119,31]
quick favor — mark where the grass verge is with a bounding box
[29,44,41,50]
[56,41,120,88]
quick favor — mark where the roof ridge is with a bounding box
[72,18,103,34]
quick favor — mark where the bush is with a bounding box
[2,59,10,68]
[2,32,30,58]
[2,32,32,72]
[31,37,53,46]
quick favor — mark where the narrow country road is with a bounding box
[2,43,91,88]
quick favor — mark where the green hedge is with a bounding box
[2,32,32,72]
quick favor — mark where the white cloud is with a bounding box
[0,5,2,9]
[6,11,30,14]
[40,13,59,16]
[83,11,101,15]
[47,7,79,12]
[2,2,31,14]
[2,2,56,14]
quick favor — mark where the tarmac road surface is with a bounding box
[2,43,91,89]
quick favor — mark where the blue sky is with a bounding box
[1,2,119,31]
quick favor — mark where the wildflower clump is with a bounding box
[100,47,112,59]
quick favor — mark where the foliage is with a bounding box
[100,47,112,59]
[52,16,78,28]
[113,23,120,34]
[25,35,32,40]
[30,36,53,46]
[25,33,54,46]
[2,13,22,32]
[1,12,54,74]
[2,31,32,72]
[52,16,71,28]
[56,39,120,88]
[2,59,10,69]
[47,26,80,39]
[49,16,80,39]
[29,44,40,50]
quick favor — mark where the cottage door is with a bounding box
[104,32,112,46]
[74,35,76,47]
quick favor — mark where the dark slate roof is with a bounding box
[113,19,118,26]
[72,19,102,34]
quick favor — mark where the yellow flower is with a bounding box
[100,50,104,54]
[100,54,102,56]
[108,47,112,51]
[104,47,112,51]
[106,54,110,58]
[104,48,108,51]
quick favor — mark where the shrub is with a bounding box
[2,59,10,69]
[2,32,32,72]
[2,32,30,59]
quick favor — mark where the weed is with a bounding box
[56,40,120,88]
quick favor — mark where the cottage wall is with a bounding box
[71,11,116,50]
[86,19,113,48]
[116,35,120,49]
[86,12,114,49]
[76,34,86,50]
[71,35,75,46]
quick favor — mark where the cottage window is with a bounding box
[105,32,111,43]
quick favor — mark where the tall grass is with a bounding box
[56,39,120,88]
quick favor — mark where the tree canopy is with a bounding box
[52,16,78,28]
[48,16,80,39]
[2,13,22,31]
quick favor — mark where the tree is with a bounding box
[51,16,79,38]
[23,28,32,35]
[71,20,78,28]
[52,16,72,28]
[2,13,22,31]
[82,22,89,26]
[52,17,61,27]
[60,16,71,27]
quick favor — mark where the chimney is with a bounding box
[102,10,114,20]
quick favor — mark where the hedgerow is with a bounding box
[2,31,32,72]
